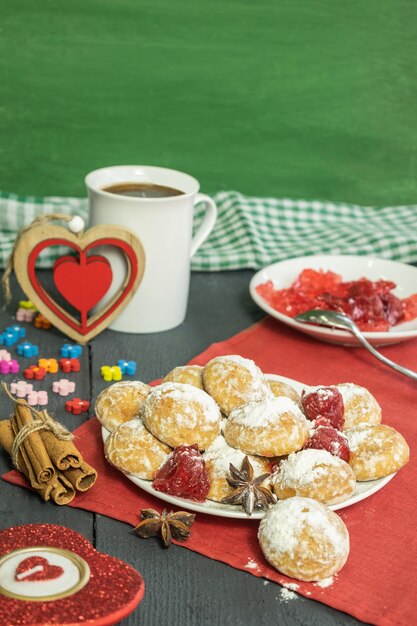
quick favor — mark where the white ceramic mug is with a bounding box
[85,165,217,333]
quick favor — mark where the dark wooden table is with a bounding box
[0,271,363,626]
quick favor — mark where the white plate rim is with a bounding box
[249,254,417,346]
[101,373,396,519]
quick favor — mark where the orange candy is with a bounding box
[38,358,59,374]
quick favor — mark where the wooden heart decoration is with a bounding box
[13,223,145,343]
[15,556,64,582]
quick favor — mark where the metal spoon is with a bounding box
[295,309,417,382]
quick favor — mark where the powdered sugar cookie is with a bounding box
[344,424,409,481]
[258,497,350,581]
[95,380,151,432]
[140,382,222,450]
[202,355,272,416]
[272,449,356,505]
[266,379,301,406]
[163,365,204,389]
[224,396,309,457]
[104,419,171,479]
[336,383,382,430]
[203,435,270,502]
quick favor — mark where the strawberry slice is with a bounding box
[153,444,210,502]
[301,386,345,430]
[303,425,350,462]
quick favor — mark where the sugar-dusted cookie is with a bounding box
[267,379,301,406]
[163,365,204,389]
[224,396,309,457]
[140,382,222,450]
[272,449,356,505]
[95,380,151,432]
[344,424,409,481]
[258,497,350,581]
[202,355,272,416]
[104,419,171,479]
[336,383,382,430]
[203,435,270,502]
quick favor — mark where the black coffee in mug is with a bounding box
[102,182,184,198]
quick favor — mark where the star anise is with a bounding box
[133,509,196,548]
[220,456,276,515]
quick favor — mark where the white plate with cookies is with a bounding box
[100,373,397,520]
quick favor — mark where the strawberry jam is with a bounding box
[301,386,345,430]
[303,425,350,463]
[256,268,417,332]
[152,444,211,502]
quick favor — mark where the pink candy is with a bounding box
[16,308,36,322]
[10,381,33,398]
[52,379,76,397]
[9,380,47,405]
[27,390,48,406]
[0,359,19,374]
[0,350,12,362]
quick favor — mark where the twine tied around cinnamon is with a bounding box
[2,383,74,472]
[1,213,81,307]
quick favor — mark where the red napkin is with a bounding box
[4,318,417,626]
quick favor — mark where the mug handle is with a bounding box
[190,193,217,258]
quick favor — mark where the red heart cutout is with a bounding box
[53,254,113,313]
[15,556,63,582]
[0,523,145,626]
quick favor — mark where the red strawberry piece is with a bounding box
[152,444,211,502]
[294,268,342,298]
[303,425,350,462]
[312,415,333,428]
[381,291,404,326]
[301,386,345,430]
[403,293,417,321]
[15,556,64,582]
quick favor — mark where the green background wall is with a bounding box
[1,0,416,205]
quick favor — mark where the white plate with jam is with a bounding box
[249,254,417,347]
[101,374,396,520]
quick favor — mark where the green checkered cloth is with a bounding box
[1,189,417,270]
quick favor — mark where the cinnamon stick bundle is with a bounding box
[13,403,55,483]
[0,388,98,506]
[0,419,75,504]
[63,462,98,492]
[39,429,82,470]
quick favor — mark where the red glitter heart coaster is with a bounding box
[0,524,145,626]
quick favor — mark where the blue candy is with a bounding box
[60,343,83,358]
[0,331,19,346]
[16,342,39,358]
[117,359,137,375]
[5,325,26,339]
